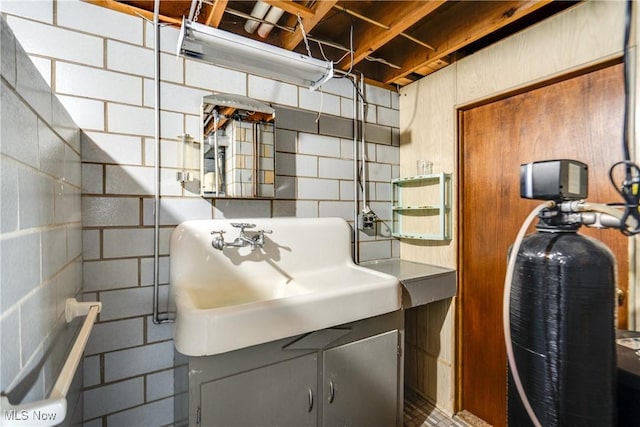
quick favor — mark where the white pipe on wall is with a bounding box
[153,0,171,324]
[359,74,368,212]
[352,74,359,263]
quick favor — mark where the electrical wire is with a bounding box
[609,0,640,235]
[622,0,633,165]
[332,18,355,79]
[609,160,640,235]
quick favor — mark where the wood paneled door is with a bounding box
[458,63,627,427]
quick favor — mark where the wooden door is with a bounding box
[458,63,627,427]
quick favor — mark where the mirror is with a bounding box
[200,93,276,198]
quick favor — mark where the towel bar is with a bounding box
[0,298,101,427]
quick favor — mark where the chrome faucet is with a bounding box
[211,223,272,251]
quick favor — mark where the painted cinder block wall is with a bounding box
[0,15,84,426]
[1,1,400,425]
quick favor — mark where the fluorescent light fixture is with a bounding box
[178,19,333,91]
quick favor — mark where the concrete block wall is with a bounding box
[0,15,83,426]
[1,1,400,425]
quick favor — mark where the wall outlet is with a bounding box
[359,210,377,230]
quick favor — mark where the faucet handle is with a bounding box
[230,223,256,231]
[210,230,226,250]
[258,229,273,235]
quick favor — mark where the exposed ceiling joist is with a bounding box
[262,0,314,20]
[279,0,338,51]
[340,0,447,69]
[383,0,555,84]
[204,0,227,27]
[98,0,577,89]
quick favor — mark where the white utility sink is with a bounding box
[170,217,401,356]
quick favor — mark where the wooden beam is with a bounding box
[383,0,554,85]
[262,0,315,20]
[205,0,228,27]
[340,0,446,69]
[84,0,182,25]
[279,0,338,51]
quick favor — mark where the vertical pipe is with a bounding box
[352,75,359,263]
[153,0,170,324]
[629,0,638,329]
[359,74,367,211]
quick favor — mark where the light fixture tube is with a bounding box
[178,19,333,91]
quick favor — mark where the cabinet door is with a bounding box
[322,330,400,427]
[199,353,317,427]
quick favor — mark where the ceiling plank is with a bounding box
[262,0,315,20]
[383,0,554,85]
[340,0,447,69]
[204,0,228,27]
[279,0,338,51]
[86,0,181,25]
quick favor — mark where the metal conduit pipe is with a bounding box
[359,74,368,212]
[352,73,359,263]
[153,0,172,324]
[340,71,369,264]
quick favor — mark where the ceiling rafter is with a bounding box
[339,0,447,69]
[262,0,315,20]
[383,0,554,84]
[279,0,338,51]
[204,0,228,27]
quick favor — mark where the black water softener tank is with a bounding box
[508,223,617,426]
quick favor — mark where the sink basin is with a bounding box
[170,217,401,356]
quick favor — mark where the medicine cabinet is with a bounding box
[200,93,276,198]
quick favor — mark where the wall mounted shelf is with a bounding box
[391,173,452,240]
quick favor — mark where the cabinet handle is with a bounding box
[307,388,313,412]
[328,380,335,403]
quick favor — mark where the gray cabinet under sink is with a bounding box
[177,311,403,427]
[200,353,318,427]
[322,330,399,427]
